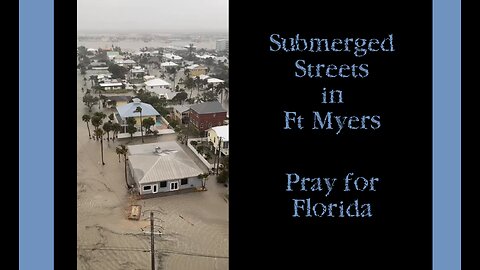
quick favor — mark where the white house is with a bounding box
[99,81,123,90]
[207,77,224,86]
[127,141,204,195]
[151,87,177,100]
[160,61,178,72]
[145,78,171,90]
[195,54,215,60]
[115,59,136,68]
[163,53,183,63]
[107,51,120,60]
[115,98,160,134]
[129,66,146,79]
[207,125,229,156]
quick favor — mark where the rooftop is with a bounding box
[105,95,132,102]
[207,78,224,84]
[171,104,191,113]
[209,125,229,141]
[190,101,226,114]
[161,61,178,67]
[164,53,183,60]
[116,98,160,118]
[186,64,208,70]
[149,87,177,100]
[145,78,170,87]
[99,82,123,87]
[128,141,203,184]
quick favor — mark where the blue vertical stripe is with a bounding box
[433,0,461,270]
[19,0,54,269]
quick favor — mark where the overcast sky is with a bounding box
[77,0,228,32]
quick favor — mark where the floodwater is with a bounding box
[77,38,219,51]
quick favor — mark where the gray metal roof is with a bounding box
[171,104,191,113]
[190,101,226,114]
[128,141,203,184]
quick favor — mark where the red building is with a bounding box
[189,101,227,132]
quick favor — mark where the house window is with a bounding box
[181,178,188,185]
[160,181,167,188]
[223,141,229,149]
[143,185,151,191]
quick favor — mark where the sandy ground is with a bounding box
[77,71,229,270]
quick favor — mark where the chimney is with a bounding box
[132,98,141,104]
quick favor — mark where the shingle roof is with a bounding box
[190,101,226,114]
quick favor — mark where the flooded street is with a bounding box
[76,71,229,270]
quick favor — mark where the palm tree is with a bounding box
[133,106,144,143]
[198,173,209,190]
[94,128,106,165]
[185,77,195,99]
[187,43,195,59]
[166,67,178,90]
[89,75,96,87]
[82,114,92,139]
[94,111,107,120]
[126,125,137,140]
[215,82,225,103]
[116,145,129,188]
[90,116,103,140]
[194,76,202,95]
[111,123,122,142]
[102,122,113,141]
[184,68,190,78]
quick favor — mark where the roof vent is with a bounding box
[154,146,178,156]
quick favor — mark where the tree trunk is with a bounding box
[140,112,144,143]
[100,136,105,165]
[124,155,129,188]
[86,122,91,139]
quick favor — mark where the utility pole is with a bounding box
[185,116,190,145]
[150,212,155,270]
[216,137,222,175]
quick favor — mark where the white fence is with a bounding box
[187,138,213,170]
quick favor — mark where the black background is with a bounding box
[50,0,437,269]
[229,1,432,269]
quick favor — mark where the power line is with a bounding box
[77,245,229,259]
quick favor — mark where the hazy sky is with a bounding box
[77,0,228,32]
